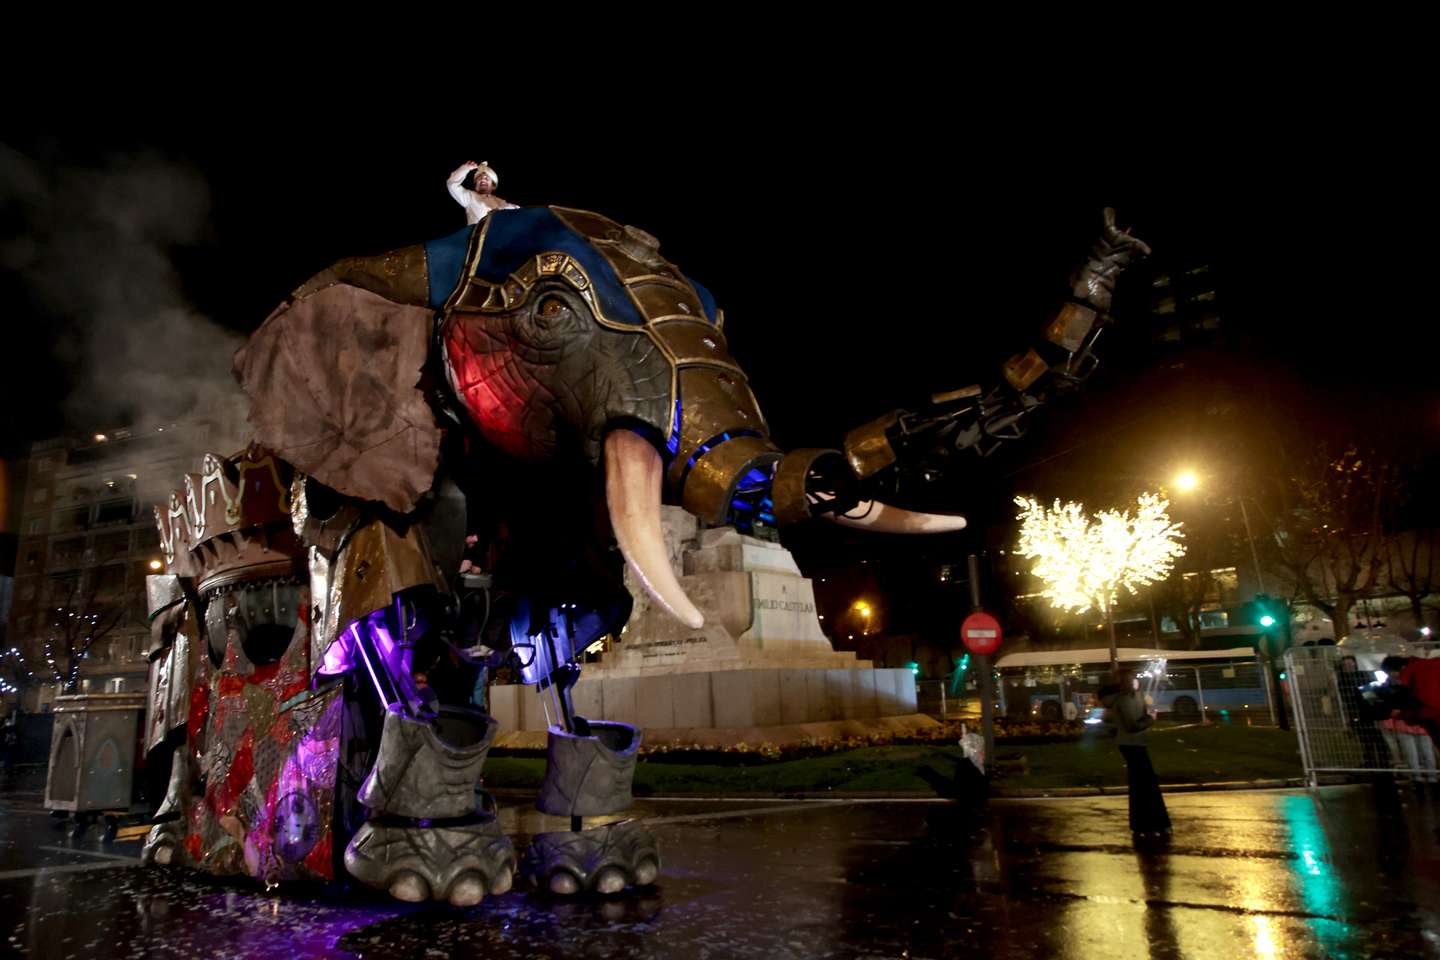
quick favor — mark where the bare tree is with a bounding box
[1265,447,1397,639]
[1,622,34,698]
[1387,527,1439,627]
[1150,500,1238,649]
[37,571,140,694]
[1151,568,1213,650]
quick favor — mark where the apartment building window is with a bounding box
[94,499,136,526]
[94,531,131,560]
[51,537,86,570]
[47,574,80,604]
[56,507,90,533]
[94,565,128,595]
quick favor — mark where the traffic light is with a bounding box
[1252,593,1293,731]
[908,661,920,677]
[1253,594,1287,635]
[950,654,971,696]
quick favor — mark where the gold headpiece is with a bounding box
[155,446,302,594]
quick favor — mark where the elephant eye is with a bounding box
[516,292,583,346]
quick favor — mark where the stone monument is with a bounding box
[490,508,925,743]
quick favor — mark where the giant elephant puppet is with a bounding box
[138,204,1148,904]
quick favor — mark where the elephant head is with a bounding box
[431,207,964,628]
[237,205,964,633]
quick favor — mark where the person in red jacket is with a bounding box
[1385,655,1440,745]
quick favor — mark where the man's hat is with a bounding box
[472,161,499,187]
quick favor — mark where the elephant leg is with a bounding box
[142,746,192,867]
[342,704,516,906]
[346,819,516,907]
[521,719,661,895]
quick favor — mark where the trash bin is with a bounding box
[44,692,146,814]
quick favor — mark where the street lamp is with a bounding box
[1172,469,1268,595]
[852,600,873,635]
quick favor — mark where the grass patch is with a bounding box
[994,723,1303,790]
[483,745,972,796]
[479,724,1303,796]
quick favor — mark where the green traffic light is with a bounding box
[1260,614,1277,628]
[908,661,920,676]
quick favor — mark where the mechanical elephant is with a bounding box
[139,204,1147,904]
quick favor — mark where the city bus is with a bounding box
[995,645,1272,723]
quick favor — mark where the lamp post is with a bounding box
[1174,469,1290,729]
[1236,498,1268,595]
[1172,470,1268,596]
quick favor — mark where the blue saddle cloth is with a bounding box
[425,207,718,325]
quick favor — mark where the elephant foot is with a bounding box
[521,819,660,896]
[344,818,516,907]
[141,818,187,867]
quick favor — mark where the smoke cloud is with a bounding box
[0,143,245,433]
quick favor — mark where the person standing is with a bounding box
[1385,655,1440,748]
[1,712,19,775]
[1101,668,1171,838]
[1336,655,1391,773]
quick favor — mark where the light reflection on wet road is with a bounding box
[1,782,1437,958]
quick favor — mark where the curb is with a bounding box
[488,788,950,801]
[486,782,1310,802]
[991,778,1306,798]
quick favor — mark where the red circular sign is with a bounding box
[961,611,1002,655]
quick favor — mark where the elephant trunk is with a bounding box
[607,427,967,631]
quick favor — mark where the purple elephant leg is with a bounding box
[343,705,516,905]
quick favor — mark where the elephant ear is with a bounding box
[233,284,440,514]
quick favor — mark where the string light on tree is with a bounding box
[1014,492,1187,669]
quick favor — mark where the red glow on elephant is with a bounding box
[443,321,546,460]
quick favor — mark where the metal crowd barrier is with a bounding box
[1286,640,1440,789]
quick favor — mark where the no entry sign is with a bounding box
[961,611,1002,655]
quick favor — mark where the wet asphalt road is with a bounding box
[2,773,1438,959]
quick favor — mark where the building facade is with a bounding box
[7,408,246,711]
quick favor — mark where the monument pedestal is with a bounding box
[490,509,927,743]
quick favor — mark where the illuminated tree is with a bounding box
[39,573,139,694]
[1015,493,1187,669]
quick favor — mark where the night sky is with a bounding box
[3,79,1431,545]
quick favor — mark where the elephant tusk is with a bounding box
[604,430,705,629]
[816,492,968,534]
